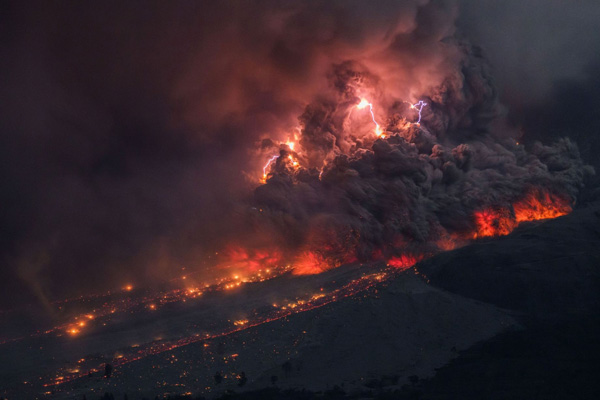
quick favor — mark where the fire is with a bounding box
[474,189,572,238]
[514,189,571,223]
[221,246,283,273]
[293,251,335,275]
[387,254,424,270]
[473,207,516,238]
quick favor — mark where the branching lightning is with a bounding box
[262,155,279,181]
[410,100,428,124]
[262,99,428,182]
[262,141,298,182]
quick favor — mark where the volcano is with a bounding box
[2,202,600,399]
[2,1,600,399]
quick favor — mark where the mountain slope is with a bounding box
[419,202,600,319]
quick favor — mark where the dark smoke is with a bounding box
[251,54,593,268]
[0,0,594,308]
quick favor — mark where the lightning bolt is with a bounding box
[410,100,428,124]
[262,154,279,181]
[357,99,384,137]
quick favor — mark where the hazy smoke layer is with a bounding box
[0,0,593,307]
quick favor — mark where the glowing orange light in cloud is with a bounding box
[356,98,384,137]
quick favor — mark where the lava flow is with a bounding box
[474,189,572,238]
[38,264,399,391]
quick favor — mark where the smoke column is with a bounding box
[0,0,593,306]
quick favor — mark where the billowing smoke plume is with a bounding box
[0,0,593,306]
[246,51,592,273]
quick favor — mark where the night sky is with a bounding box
[1,0,599,309]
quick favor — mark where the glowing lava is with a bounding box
[292,251,336,276]
[474,189,572,238]
[387,254,424,270]
[473,207,516,238]
[514,189,572,223]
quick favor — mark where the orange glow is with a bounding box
[435,235,461,251]
[387,254,423,270]
[292,251,335,275]
[473,207,516,238]
[356,98,385,137]
[473,189,572,238]
[124,284,133,291]
[514,189,571,223]
[221,246,283,273]
[261,135,302,183]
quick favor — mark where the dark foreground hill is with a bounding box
[200,202,600,400]
[419,201,600,319]
[8,203,600,400]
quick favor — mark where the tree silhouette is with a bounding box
[214,371,223,385]
[270,375,278,385]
